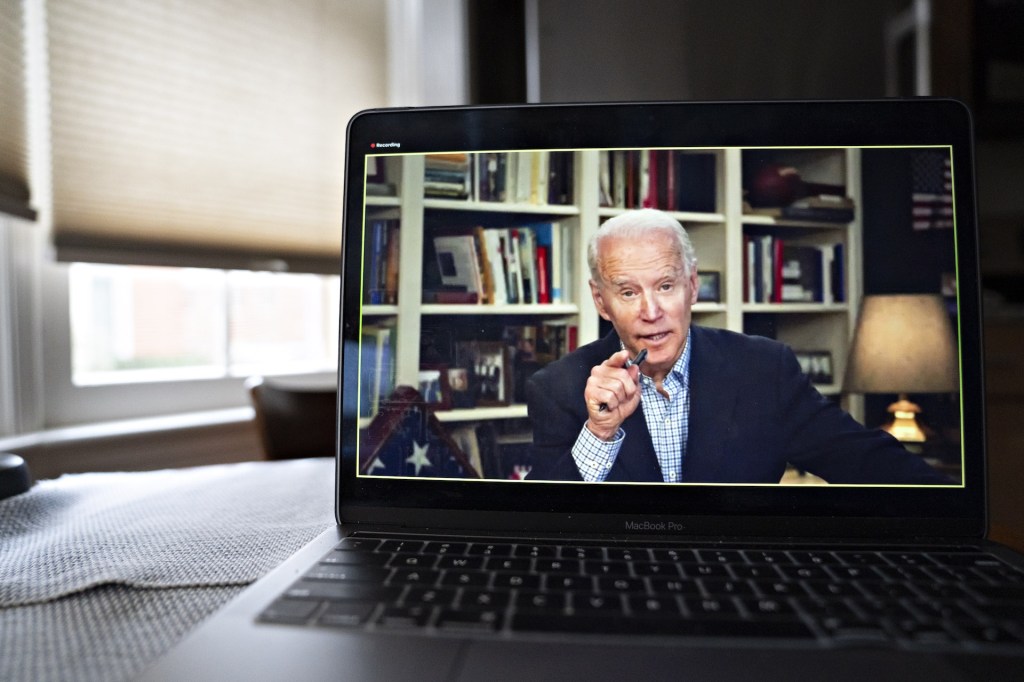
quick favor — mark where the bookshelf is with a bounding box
[360,146,863,431]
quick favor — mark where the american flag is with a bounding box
[360,386,480,478]
[911,151,954,231]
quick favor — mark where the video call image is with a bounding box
[353,145,963,488]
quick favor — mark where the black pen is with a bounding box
[597,348,647,412]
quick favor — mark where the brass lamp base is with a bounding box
[881,394,927,443]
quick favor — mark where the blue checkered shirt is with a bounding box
[572,332,692,482]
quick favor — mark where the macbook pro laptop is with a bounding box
[145,100,1024,681]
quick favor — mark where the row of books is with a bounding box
[363,219,400,305]
[430,222,573,306]
[598,150,717,213]
[744,236,846,304]
[424,151,574,206]
[359,322,396,418]
[744,194,856,223]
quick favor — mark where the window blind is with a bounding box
[47,0,387,273]
[0,0,33,220]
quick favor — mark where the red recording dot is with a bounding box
[370,143,376,148]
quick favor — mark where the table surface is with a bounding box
[0,458,334,682]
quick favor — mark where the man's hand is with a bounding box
[584,349,641,441]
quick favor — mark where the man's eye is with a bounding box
[659,282,674,291]
[621,290,636,299]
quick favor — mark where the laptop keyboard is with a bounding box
[259,533,1024,651]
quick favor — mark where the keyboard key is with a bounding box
[389,554,437,569]
[745,550,792,565]
[377,539,424,553]
[284,581,400,602]
[597,576,646,593]
[440,571,490,588]
[259,598,321,624]
[515,591,569,613]
[652,548,698,563]
[728,564,779,580]
[376,604,433,628]
[967,583,1024,602]
[700,579,754,597]
[335,537,382,552]
[535,558,581,574]
[467,543,513,557]
[514,544,558,558]
[437,608,503,632]
[649,577,701,596]
[403,587,457,607]
[682,563,729,578]
[302,565,390,582]
[321,550,390,566]
[548,574,592,591]
[684,597,741,618]
[511,612,631,634]
[629,595,683,618]
[423,541,468,555]
[740,597,796,618]
[559,546,604,560]
[573,593,624,615]
[634,562,681,578]
[608,548,650,562]
[390,568,440,585]
[803,580,861,598]
[492,573,541,590]
[437,556,485,570]
[585,560,631,576]
[697,550,744,564]
[317,602,376,627]
[958,623,1024,645]
[486,557,532,572]
[461,589,511,610]
[754,580,802,597]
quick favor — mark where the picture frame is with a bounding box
[794,350,834,385]
[417,364,452,411]
[455,340,510,406]
[697,271,721,302]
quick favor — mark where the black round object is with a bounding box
[0,453,32,500]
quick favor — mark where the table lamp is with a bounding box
[843,294,958,443]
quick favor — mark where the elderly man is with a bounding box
[525,209,950,485]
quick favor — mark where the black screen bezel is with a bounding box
[337,99,985,540]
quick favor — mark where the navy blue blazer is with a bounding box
[525,326,951,484]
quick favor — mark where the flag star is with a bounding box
[368,457,387,474]
[405,441,433,475]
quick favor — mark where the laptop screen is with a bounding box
[338,101,984,537]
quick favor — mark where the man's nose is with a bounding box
[639,291,660,319]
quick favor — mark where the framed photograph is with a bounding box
[455,340,510,406]
[794,351,833,385]
[417,364,452,411]
[697,271,721,302]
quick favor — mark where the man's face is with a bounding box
[590,230,698,382]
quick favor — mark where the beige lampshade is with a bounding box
[843,294,958,394]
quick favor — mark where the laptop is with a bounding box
[145,100,1024,681]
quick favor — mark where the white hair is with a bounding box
[587,208,697,283]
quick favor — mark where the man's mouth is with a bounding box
[640,331,670,344]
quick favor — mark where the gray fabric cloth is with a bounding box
[0,584,244,682]
[0,458,335,681]
[0,458,334,606]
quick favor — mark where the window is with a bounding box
[69,264,339,386]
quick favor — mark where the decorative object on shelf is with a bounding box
[455,340,510,406]
[697,271,721,302]
[360,386,480,478]
[843,294,958,443]
[794,351,834,385]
